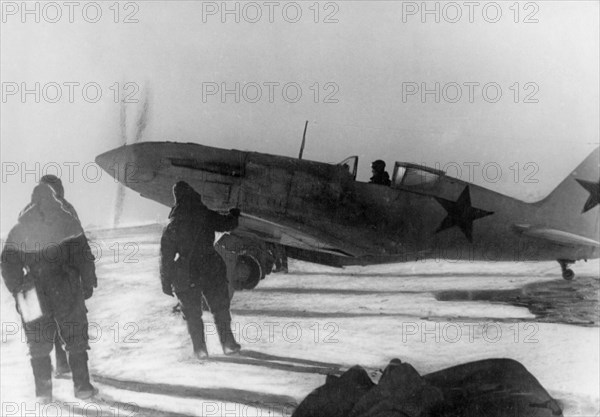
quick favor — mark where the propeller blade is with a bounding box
[112,184,126,228]
[112,85,151,228]
[133,85,150,143]
[119,95,128,146]
[113,89,131,228]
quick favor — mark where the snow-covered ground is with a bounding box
[1,224,599,416]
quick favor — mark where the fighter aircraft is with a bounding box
[95,141,599,290]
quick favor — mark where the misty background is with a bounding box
[1,1,598,233]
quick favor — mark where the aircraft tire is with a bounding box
[562,269,575,280]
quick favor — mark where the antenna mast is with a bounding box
[298,120,308,159]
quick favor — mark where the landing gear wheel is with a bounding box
[558,259,576,281]
[562,269,575,281]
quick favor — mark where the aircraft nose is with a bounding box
[95,146,129,182]
[95,148,115,172]
[96,144,157,184]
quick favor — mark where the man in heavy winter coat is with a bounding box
[1,184,98,402]
[20,175,84,378]
[160,181,241,359]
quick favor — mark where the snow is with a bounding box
[1,224,599,416]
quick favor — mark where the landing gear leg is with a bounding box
[557,259,575,280]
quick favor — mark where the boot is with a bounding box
[214,311,241,355]
[68,351,98,400]
[186,315,209,359]
[54,339,71,378]
[194,347,209,360]
[31,356,52,402]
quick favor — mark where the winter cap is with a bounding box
[40,175,64,198]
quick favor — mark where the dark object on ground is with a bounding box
[292,365,375,417]
[292,358,563,417]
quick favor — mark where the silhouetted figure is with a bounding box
[2,184,98,402]
[369,160,391,186]
[160,181,241,359]
[20,175,79,378]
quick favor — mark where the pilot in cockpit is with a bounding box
[369,160,391,186]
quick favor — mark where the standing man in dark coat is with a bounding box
[20,175,82,378]
[1,184,98,401]
[160,181,242,359]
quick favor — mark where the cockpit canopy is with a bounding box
[392,163,444,189]
[336,156,444,188]
[338,156,359,180]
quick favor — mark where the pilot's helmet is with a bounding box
[372,160,386,171]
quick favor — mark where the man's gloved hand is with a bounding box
[229,208,241,218]
[162,284,174,297]
[83,286,94,300]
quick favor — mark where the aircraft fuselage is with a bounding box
[96,142,599,266]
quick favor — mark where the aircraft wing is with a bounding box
[513,224,600,248]
[234,213,358,257]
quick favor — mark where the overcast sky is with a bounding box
[1,1,598,232]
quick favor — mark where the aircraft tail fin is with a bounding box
[537,147,599,241]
